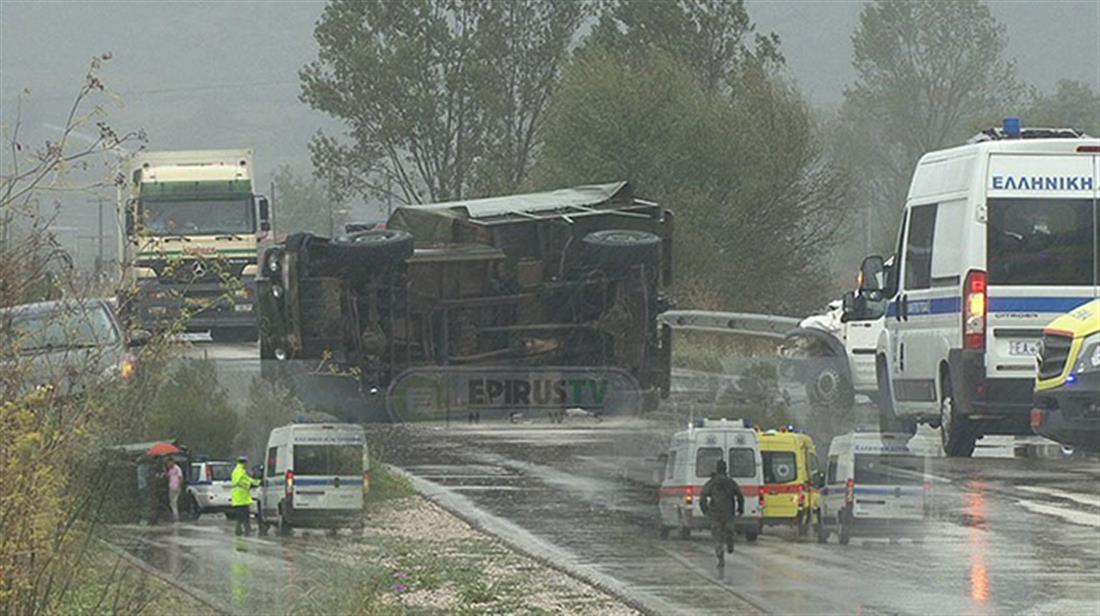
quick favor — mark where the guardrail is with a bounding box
[658,310,799,340]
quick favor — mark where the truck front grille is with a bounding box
[1037,332,1073,380]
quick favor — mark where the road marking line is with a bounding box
[1016,485,1100,509]
[1016,500,1100,528]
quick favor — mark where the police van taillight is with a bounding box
[285,470,295,499]
[684,486,694,505]
[845,479,855,506]
[964,270,987,350]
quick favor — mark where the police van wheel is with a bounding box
[678,526,692,540]
[838,512,851,545]
[277,504,292,536]
[659,525,671,540]
[815,510,828,544]
[940,375,978,458]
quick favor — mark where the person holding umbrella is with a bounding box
[231,456,261,536]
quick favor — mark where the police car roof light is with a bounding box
[1003,116,1021,138]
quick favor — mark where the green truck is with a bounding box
[258,181,673,421]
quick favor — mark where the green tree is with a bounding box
[839,0,1020,247]
[301,0,589,205]
[585,0,782,95]
[1021,80,1100,136]
[146,359,238,458]
[538,48,848,314]
[271,165,345,236]
[235,377,303,464]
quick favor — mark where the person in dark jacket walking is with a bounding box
[700,459,744,568]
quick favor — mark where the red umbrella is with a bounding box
[147,442,181,457]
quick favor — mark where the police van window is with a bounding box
[695,447,723,478]
[904,204,937,290]
[827,455,839,484]
[763,451,797,483]
[266,447,278,478]
[665,450,677,481]
[728,448,756,478]
[987,198,1095,286]
[189,464,200,483]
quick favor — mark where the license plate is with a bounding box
[1008,340,1041,357]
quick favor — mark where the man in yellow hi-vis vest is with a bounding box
[231,456,261,536]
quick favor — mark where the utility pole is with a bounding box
[87,196,107,278]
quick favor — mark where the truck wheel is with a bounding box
[940,374,978,457]
[806,363,855,413]
[876,357,916,436]
[581,229,660,269]
[332,229,414,266]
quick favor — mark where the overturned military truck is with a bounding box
[258,182,673,422]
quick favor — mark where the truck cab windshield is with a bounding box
[142,198,255,236]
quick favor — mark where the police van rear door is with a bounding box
[291,428,365,512]
[984,153,1098,381]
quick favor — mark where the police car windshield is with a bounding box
[854,454,924,485]
[987,198,1097,286]
[294,445,363,475]
[763,452,797,483]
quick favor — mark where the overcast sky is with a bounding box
[1,0,1097,264]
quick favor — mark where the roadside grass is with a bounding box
[52,540,199,615]
[340,496,634,615]
[366,458,415,507]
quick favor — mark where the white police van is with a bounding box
[257,422,368,534]
[850,121,1099,456]
[818,431,929,545]
[657,418,764,541]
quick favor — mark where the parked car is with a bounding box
[1033,299,1100,453]
[1,298,146,398]
[186,459,236,519]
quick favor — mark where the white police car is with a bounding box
[186,460,235,518]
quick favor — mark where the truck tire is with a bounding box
[806,362,855,413]
[581,229,660,269]
[331,229,414,266]
[940,373,978,457]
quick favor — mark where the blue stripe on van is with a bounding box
[988,296,1092,313]
[886,296,1092,317]
[854,486,923,495]
[294,477,363,486]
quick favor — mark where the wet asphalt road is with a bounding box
[104,521,369,615]
[382,419,1100,615]
[127,341,1100,615]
